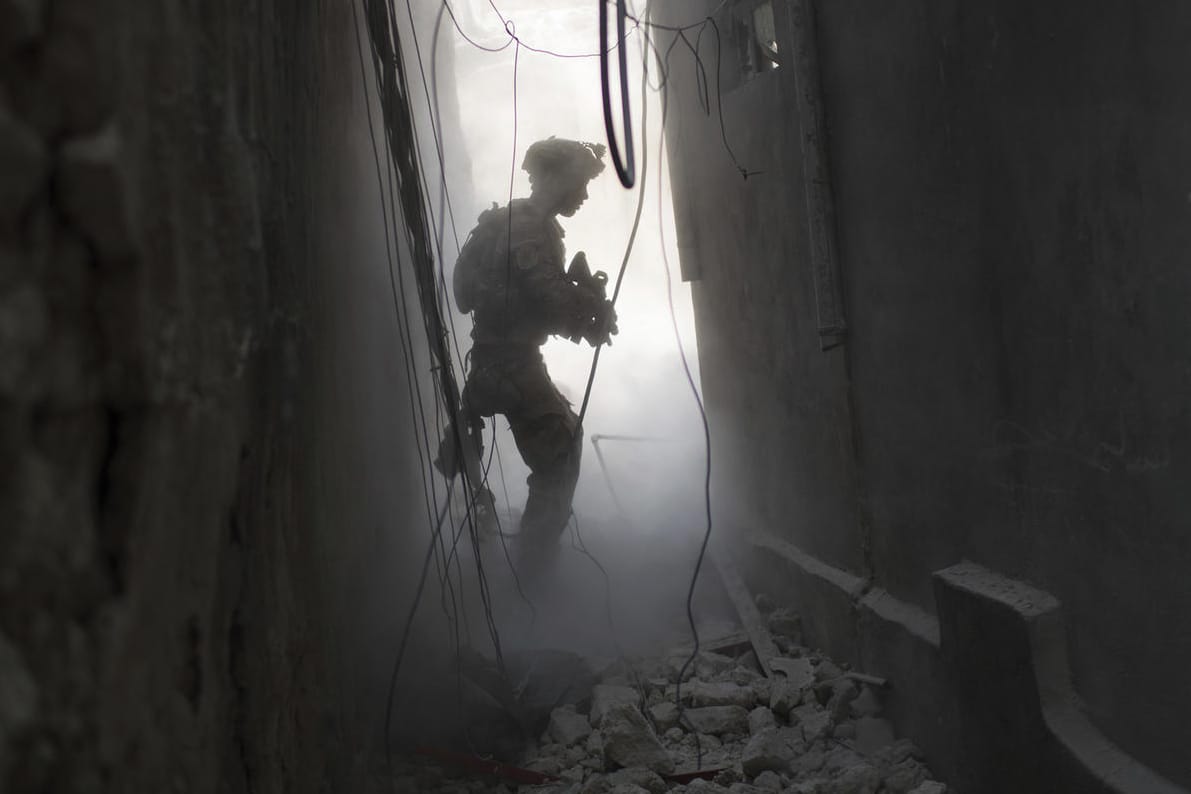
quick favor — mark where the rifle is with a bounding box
[565,252,617,345]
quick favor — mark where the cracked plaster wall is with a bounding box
[657,0,1191,788]
[1,1,429,791]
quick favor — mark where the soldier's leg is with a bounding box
[509,411,582,549]
[495,352,582,574]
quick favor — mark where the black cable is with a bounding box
[378,0,501,651]
[421,0,524,551]
[353,0,445,558]
[575,29,651,430]
[442,0,512,52]
[402,0,541,632]
[633,4,759,180]
[360,2,517,758]
[384,484,455,778]
[371,0,452,553]
[405,1,530,608]
[492,428,514,514]
[567,512,651,711]
[600,0,636,187]
[625,0,729,32]
[443,0,639,60]
[356,10,471,707]
[648,20,715,771]
[501,34,520,335]
[353,9,481,772]
[707,16,763,180]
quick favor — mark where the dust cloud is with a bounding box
[399,0,723,663]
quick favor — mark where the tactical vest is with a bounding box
[452,203,505,315]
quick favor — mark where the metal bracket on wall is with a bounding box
[789,0,847,351]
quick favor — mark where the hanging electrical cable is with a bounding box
[356,2,761,778]
[576,16,650,428]
[659,58,716,777]
[600,0,636,188]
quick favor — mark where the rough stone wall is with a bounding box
[657,0,1191,788]
[657,0,867,579]
[1,1,429,791]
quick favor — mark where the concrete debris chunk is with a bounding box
[526,756,562,776]
[667,649,737,682]
[790,746,825,777]
[821,744,866,777]
[714,766,745,786]
[499,637,949,794]
[728,784,767,794]
[687,680,756,709]
[695,651,738,681]
[747,705,776,735]
[752,770,783,791]
[793,706,832,744]
[849,685,883,718]
[826,678,860,722]
[561,764,587,783]
[600,702,674,774]
[874,738,923,767]
[606,767,666,794]
[854,716,896,756]
[881,757,929,793]
[788,782,825,794]
[750,676,772,704]
[769,657,815,689]
[766,608,802,641]
[648,701,679,732]
[823,761,880,794]
[728,666,763,686]
[832,721,856,740]
[680,705,749,736]
[768,678,802,716]
[586,729,605,755]
[607,784,650,794]
[907,782,947,794]
[581,777,611,794]
[740,727,802,777]
[550,705,593,747]
[591,684,640,727]
[812,659,843,683]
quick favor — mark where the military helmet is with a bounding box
[522,137,607,183]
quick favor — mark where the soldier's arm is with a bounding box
[514,241,604,341]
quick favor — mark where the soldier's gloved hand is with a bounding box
[583,299,618,347]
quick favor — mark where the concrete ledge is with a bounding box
[741,531,1187,794]
[936,562,1186,794]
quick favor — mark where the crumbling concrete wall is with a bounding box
[1,1,431,791]
[656,0,1191,789]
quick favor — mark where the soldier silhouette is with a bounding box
[448,137,617,576]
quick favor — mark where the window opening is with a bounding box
[736,0,780,77]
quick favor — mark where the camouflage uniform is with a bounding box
[460,197,607,570]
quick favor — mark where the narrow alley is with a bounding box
[2,2,1189,794]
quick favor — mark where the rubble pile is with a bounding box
[392,604,949,794]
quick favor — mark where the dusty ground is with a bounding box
[384,600,950,794]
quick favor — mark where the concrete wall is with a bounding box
[656,0,1191,789]
[0,1,437,791]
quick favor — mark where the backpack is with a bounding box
[452,204,505,314]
